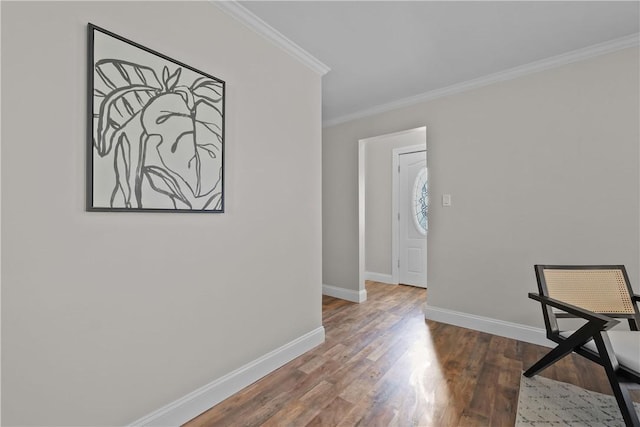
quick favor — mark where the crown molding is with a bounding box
[323,32,639,128]
[212,1,330,76]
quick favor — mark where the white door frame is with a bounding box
[392,141,427,284]
[358,127,427,296]
[358,138,367,298]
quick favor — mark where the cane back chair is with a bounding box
[525,265,640,426]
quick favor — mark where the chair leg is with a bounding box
[524,323,599,378]
[609,379,640,427]
[523,341,576,378]
[593,333,640,427]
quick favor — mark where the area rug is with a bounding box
[516,374,640,426]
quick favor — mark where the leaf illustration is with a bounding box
[93,60,162,156]
[174,85,195,110]
[192,79,223,104]
[165,68,182,92]
[95,59,161,91]
[202,191,222,210]
[194,101,223,143]
[94,86,158,156]
[195,166,223,210]
[111,133,132,208]
[191,77,222,91]
[193,98,223,123]
[140,92,223,204]
[143,165,191,208]
[162,66,169,89]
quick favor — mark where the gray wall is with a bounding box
[323,47,639,327]
[1,2,322,425]
[364,129,425,278]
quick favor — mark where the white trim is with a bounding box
[324,33,640,128]
[424,305,554,348]
[211,1,330,76]
[391,139,427,285]
[322,284,367,303]
[128,327,325,426]
[364,271,395,285]
[360,128,427,297]
[360,127,426,145]
[358,139,367,299]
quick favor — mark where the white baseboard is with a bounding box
[424,305,553,348]
[128,326,325,426]
[364,271,396,285]
[322,284,367,303]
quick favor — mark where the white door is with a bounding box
[398,150,427,288]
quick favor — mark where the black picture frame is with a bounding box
[87,23,225,213]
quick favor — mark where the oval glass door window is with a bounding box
[412,167,428,235]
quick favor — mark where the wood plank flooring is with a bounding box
[185,281,640,426]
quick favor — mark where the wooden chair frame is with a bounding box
[525,265,640,426]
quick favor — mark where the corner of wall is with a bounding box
[322,284,367,303]
[363,272,395,285]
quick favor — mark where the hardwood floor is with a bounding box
[185,281,639,426]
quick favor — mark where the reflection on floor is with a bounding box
[185,281,640,426]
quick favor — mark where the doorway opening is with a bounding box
[358,127,427,298]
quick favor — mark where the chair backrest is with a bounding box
[535,265,640,329]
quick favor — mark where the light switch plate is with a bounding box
[442,194,451,207]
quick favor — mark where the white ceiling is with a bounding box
[240,1,639,125]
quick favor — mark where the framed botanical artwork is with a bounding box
[87,23,225,213]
